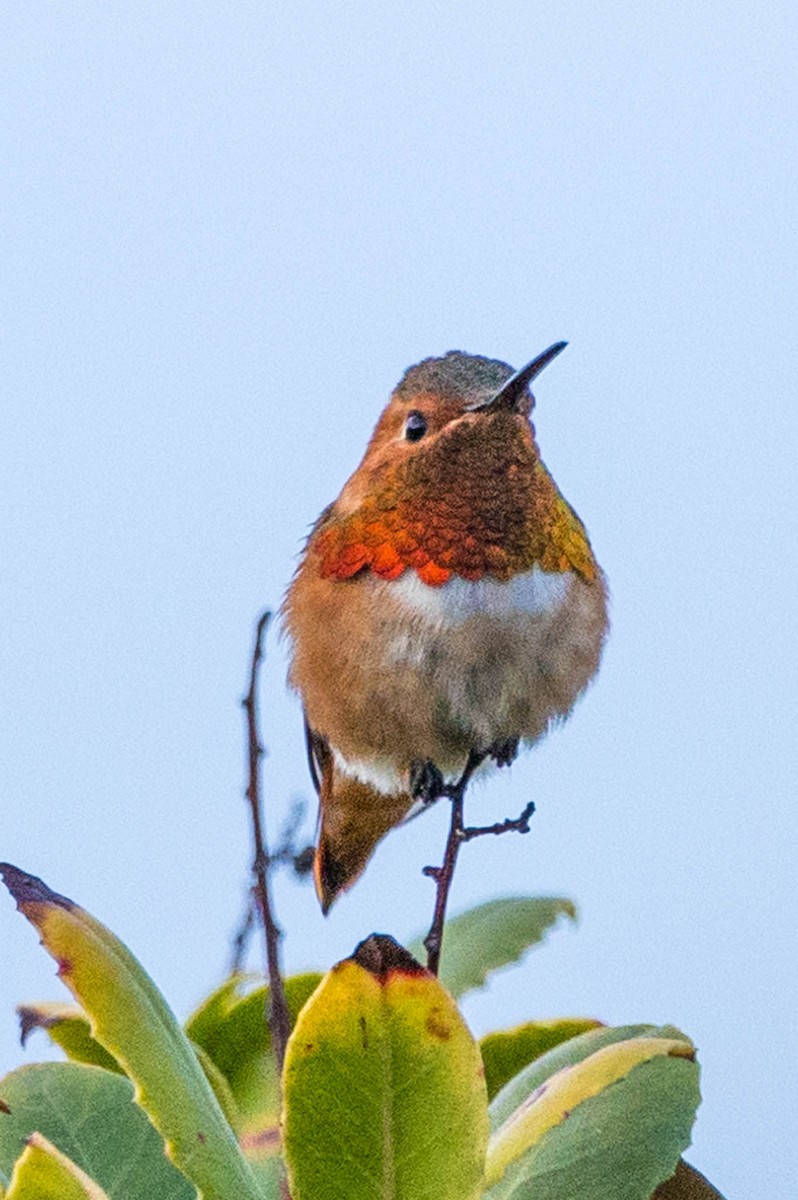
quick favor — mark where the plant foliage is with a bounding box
[0,865,722,1199]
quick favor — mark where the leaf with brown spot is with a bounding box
[0,863,262,1200]
[283,934,488,1200]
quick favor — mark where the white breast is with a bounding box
[332,563,599,793]
[387,564,572,627]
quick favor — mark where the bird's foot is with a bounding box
[410,759,446,805]
[486,737,519,768]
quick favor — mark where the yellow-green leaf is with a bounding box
[480,1018,603,1100]
[187,973,321,1138]
[484,1028,700,1200]
[17,1003,121,1074]
[187,972,322,1178]
[487,1036,694,1187]
[188,1044,240,1132]
[490,1024,686,1131]
[0,864,262,1200]
[283,934,488,1200]
[16,999,241,1135]
[184,976,251,1053]
[6,1133,109,1200]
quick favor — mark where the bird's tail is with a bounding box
[314,764,414,913]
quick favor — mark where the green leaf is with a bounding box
[17,1003,121,1074]
[407,897,576,997]
[5,1132,110,1200]
[480,1018,603,1100]
[489,1024,686,1130]
[485,1028,700,1200]
[0,864,263,1200]
[188,976,321,1084]
[283,934,488,1200]
[0,1064,193,1199]
[244,1157,285,1200]
[188,1045,241,1133]
[188,972,321,1159]
[16,999,242,1135]
[184,977,249,1052]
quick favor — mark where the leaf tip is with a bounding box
[0,863,75,912]
[670,1042,697,1063]
[350,933,426,981]
[16,1005,45,1048]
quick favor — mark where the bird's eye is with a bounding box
[404,410,427,442]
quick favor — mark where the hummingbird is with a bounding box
[282,343,608,912]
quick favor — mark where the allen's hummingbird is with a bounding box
[283,343,608,912]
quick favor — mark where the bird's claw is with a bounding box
[487,737,519,768]
[410,759,446,805]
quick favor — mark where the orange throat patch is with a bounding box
[312,418,597,586]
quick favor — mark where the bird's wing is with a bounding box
[303,716,330,797]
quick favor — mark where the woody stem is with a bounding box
[242,610,291,1073]
[422,749,486,975]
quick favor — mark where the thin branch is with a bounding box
[423,758,535,975]
[461,799,535,842]
[228,893,255,976]
[422,750,483,975]
[242,610,291,1072]
[229,798,314,974]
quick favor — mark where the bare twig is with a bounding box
[229,798,313,974]
[461,799,535,841]
[229,893,255,976]
[242,610,291,1072]
[423,756,535,975]
[421,750,483,975]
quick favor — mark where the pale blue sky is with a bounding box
[2,5,796,1195]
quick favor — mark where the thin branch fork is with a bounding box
[423,755,535,976]
[229,798,313,976]
[242,610,291,1073]
[461,800,535,842]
